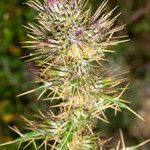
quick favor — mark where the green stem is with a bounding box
[57,123,75,150]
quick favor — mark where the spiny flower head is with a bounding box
[22,0,134,124]
[23,1,129,110]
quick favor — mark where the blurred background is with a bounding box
[0,0,149,149]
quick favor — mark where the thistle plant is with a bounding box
[1,0,146,149]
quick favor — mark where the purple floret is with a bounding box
[48,0,57,5]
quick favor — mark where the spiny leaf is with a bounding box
[0,131,43,146]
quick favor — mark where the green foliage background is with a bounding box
[0,0,150,149]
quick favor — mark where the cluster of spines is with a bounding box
[0,0,144,149]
